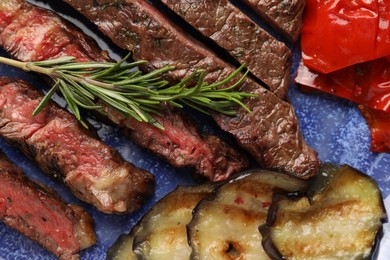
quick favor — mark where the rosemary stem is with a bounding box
[0,56,53,76]
[0,56,115,90]
[66,74,115,89]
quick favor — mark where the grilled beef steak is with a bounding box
[0,0,248,182]
[239,0,305,42]
[0,77,154,214]
[0,149,95,259]
[104,106,247,181]
[63,0,320,178]
[160,0,292,98]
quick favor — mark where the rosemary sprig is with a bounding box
[0,54,256,129]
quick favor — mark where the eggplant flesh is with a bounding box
[106,184,214,260]
[187,170,309,260]
[106,234,137,260]
[261,164,386,260]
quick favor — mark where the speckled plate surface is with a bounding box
[0,0,389,259]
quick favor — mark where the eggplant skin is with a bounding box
[261,164,387,260]
[187,170,308,260]
[106,184,214,260]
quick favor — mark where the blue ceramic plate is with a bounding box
[0,1,389,259]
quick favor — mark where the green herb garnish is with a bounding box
[0,54,255,129]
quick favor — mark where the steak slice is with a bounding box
[0,0,248,182]
[160,0,291,98]
[0,77,154,214]
[0,149,95,259]
[104,106,247,181]
[239,0,305,42]
[63,0,320,178]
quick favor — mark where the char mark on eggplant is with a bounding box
[0,0,249,182]
[239,0,305,42]
[159,0,292,98]
[62,0,320,179]
[0,149,96,259]
[0,77,154,214]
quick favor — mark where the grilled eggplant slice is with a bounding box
[187,170,309,260]
[260,164,386,259]
[106,184,214,260]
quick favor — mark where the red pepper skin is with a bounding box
[301,0,390,74]
[295,57,390,112]
[358,105,390,152]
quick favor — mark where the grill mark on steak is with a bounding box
[158,0,292,98]
[0,77,155,214]
[0,0,248,182]
[238,0,305,42]
[62,0,320,178]
[0,149,95,259]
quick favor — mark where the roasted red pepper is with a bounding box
[298,0,390,152]
[295,57,390,112]
[358,106,390,152]
[301,0,390,74]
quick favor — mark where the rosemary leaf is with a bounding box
[92,53,132,79]
[59,80,81,121]
[57,71,95,100]
[113,66,174,86]
[32,80,60,116]
[208,64,246,89]
[32,56,76,66]
[54,62,114,70]
[180,99,211,115]
[96,91,141,120]
[99,70,143,81]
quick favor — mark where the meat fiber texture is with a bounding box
[160,0,292,98]
[104,106,248,181]
[0,149,95,259]
[0,77,155,214]
[240,0,305,42]
[63,0,320,179]
[0,0,249,182]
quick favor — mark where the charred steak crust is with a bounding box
[240,0,305,42]
[0,149,95,259]
[160,0,292,98]
[63,0,320,178]
[0,0,249,182]
[0,77,155,214]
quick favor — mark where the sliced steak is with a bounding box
[0,77,154,214]
[0,0,248,182]
[0,149,95,259]
[63,0,320,178]
[160,0,291,98]
[104,106,247,181]
[239,0,305,42]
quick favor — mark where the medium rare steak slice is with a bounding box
[0,0,248,182]
[0,77,154,214]
[104,106,247,181]
[239,0,305,42]
[63,0,320,178]
[0,149,95,259]
[160,0,291,98]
